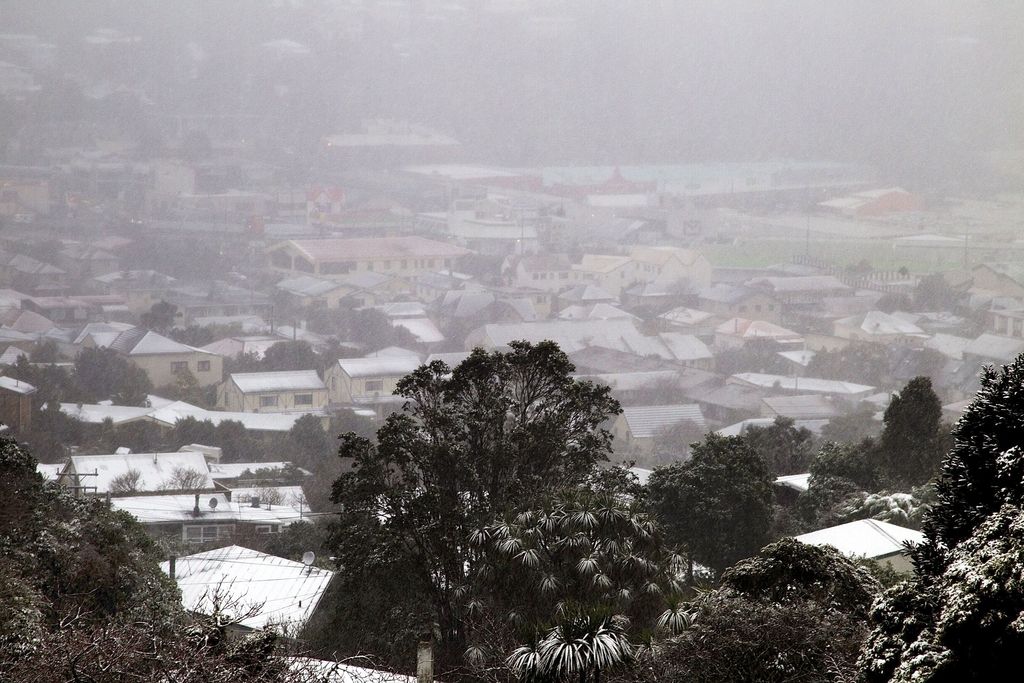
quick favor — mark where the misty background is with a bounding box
[2,1,1020,190]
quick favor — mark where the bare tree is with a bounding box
[109,468,143,495]
[163,466,209,491]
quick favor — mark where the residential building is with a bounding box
[818,187,923,217]
[267,236,470,280]
[833,310,929,346]
[217,370,328,413]
[761,394,843,421]
[161,546,334,636]
[507,254,574,292]
[98,327,223,387]
[698,284,781,323]
[326,355,422,407]
[58,450,214,495]
[120,494,304,546]
[0,375,35,431]
[795,519,925,573]
[730,372,875,399]
[714,318,804,350]
[610,404,707,461]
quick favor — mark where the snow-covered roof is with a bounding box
[836,310,927,337]
[425,351,472,368]
[208,461,302,480]
[795,519,924,560]
[774,473,811,492]
[621,404,706,439]
[230,370,325,394]
[36,462,65,481]
[393,317,444,343]
[577,371,679,393]
[286,658,418,683]
[717,417,830,437]
[716,318,804,342]
[558,303,638,321]
[0,376,35,394]
[64,450,212,493]
[336,356,421,379]
[732,372,874,396]
[778,349,816,367]
[160,546,334,633]
[658,333,712,362]
[658,306,714,326]
[964,333,1024,362]
[0,346,26,366]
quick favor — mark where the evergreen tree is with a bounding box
[873,376,944,487]
[647,433,774,577]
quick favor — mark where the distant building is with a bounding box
[100,328,223,387]
[217,370,328,413]
[326,355,422,408]
[0,376,35,431]
[267,236,471,280]
[698,284,781,323]
[818,188,923,217]
[795,519,924,573]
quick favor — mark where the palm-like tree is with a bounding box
[507,613,632,683]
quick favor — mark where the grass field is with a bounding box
[702,238,971,273]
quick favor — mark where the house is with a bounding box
[267,236,471,280]
[971,263,1024,299]
[629,245,713,292]
[160,281,273,326]
[698,284,781,323]
[199,335,285,362]
[326,355,422,407]
[731,373,875,399]
[56,243,120,278]
[0,375,35,431]
[611,404,707,461]
[507,254,573,292]
[122,493,304,544]
[962,333,1024,365]
[795,519,925,573]
[761,394,843,421]
[558,303,638,322]
[161,546,334,636]
[714,318,804,350]
[275,275,354,309]
[217,370,328,413]
[747,275,851,310]
[690,383,766,425]
[90,270,176,314]
[833,311,929,346]
[57,450,214,495]
[570,254,637,296]
[101,327,223,387]
[656,306,716,336]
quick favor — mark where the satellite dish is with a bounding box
[302,551,315,567]
[208,497,218,509]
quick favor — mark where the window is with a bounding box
[259,395,279,408]
[560,272,569,279]
[365,379,384,392]
[184,524,235,543]
[754,305,762,312]
[294,393,313,406]
[768,305,776,311]
[171,361,188,374]
[197,360,211,372]
[253,525,277,534]
[738,305,748,313]
[321,261,353,275]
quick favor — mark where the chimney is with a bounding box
[169,555,176,581]
[193,493,200,517]
[417,641,433,683]
[251,496,261,508]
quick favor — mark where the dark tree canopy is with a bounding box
[873,376,944,487]
[742,416,816,476]
[330,341,621,664]
[647,433,773,576]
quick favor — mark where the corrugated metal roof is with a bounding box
[66,450,212,493]
[160,546,334,633]
[337,356,421,378]
[795,519,924,560]
[733,373,873,395]
[621,404,706,438]
[231,370,325,393]
[0,376,36,394]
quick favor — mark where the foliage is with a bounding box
[646,433,773,577]
[798,440,878,528]
[463,490,683,681]
[141,300,179,332]
[261,340,321,372]
[713,339,790,377]
[821,404,881,444]
[648,540,879,683]
[330,341,621,668]
[742,416,816,476]
[74,346,153,405]
[807,343,891,389]
[913,273,959,311]
[872,376,945,487]
[918,357,1024,567]
[110,467,143,494]
[859,505,1024,682]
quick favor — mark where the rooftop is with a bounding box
[230,370,325,394]
[160,546,334,633]
[795,519,924,560]
[621,404,707,439]
[279,236,471,263]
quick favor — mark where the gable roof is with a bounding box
[621,404,706,438]
[109,328,211,356]
[230,370,325,394]
[795,519,924,560]
[160,546,334,632]
[836,310,927,337]
[64,450,213,493]
[276,236,470,263]
[336,356,421,379]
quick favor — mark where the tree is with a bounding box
[742,416,816,476]
[860,505,1024,682]
[797,440,879,528]
[141,300,179,332]
[261,340,320,372]
[648,539,879,683]
[110,468,143,494]
[164,466,209,491]
[821,403,881,444]
[288,413,333,469]
[74,347,153,406]
[647,433,774,577]
[873,376,944,487]
[330,341,621,667]
[463,490,684,682]
[913,273,958,311]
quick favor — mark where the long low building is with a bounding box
[267,236,471,280]
[58,398,328,433]
[795,519,925,573]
